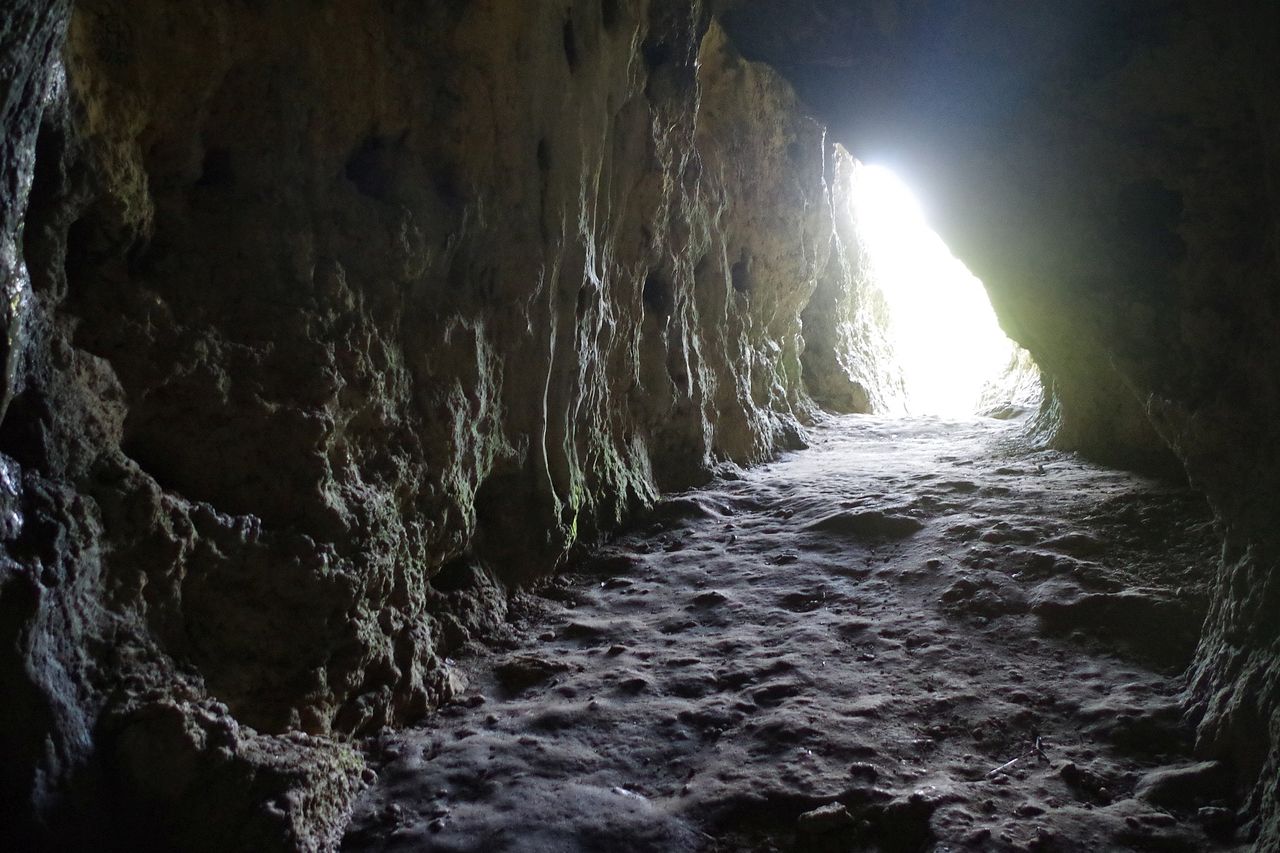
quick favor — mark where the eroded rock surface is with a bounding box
[4,0,1277,847]
[722,0,1280,843]
[345,416,1230,852]
[0,1,897,846]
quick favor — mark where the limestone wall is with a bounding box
[0,1,896,846]
[723,0,1280,844]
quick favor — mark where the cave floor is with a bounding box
[343,415,1243,852]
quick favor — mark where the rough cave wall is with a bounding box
[723,0,1280,844]
[801,151,905,415]
[723,0,1177,471]
[0,0,895,847]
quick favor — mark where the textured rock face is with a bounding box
[0,0,895,846]
[801,153,904,415]
[16,0,1280,846]
[723,0,1280,844]
[724,0,1176,469]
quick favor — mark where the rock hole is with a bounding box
[601,0,620,30]
[62,217,97,300]
[537,138,551,173]
[681,154,702,191]
[0,388,50,467]
[666,347,690,389]
[125,235,155,279]
[693,254,712,289]
[344,136,395,201]
[433,165,465,211]
[562,19,578,71]
[120,426,185,499]
[1116,179,1186,264]
[21,119,70,295]
[431,557,480,593]
[642,273,674,317]
[642,39,672,71]
[196,147,234,188]
[640,6,696,98]
[446,260,468,291]
[731,253,752,294]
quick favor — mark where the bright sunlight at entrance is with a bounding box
[853,164,1031,417]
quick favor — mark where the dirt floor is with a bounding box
[342,415,1246,852]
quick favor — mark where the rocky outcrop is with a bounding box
[723,0,1280,844]
[800,152,904,414]
[0,0,896,846]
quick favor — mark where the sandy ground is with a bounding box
[342,415,1245,852]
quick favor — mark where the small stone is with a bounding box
[848,762,879,782]
[1140,812,1176,827]
[494,655,570,691]
[1134,761,1229,810]
[805,510,924,539]
[966,828,992,845]
[797,802,856,834]
[562,621,606,640]
[1059,761,1113,804]
[1197,806,1235,837]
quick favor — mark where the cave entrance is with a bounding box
[852,163,1040,417]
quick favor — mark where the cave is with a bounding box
[1,1,1278,851]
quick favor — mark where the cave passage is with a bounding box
[9,1,1276,847]
[852,164,1038,418]
[345,415,1223,851]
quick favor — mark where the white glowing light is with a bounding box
[853,164,1018,417]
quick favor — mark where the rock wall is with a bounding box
[0,0,896,847]
[723,0,1280,844]
[801,152,905,415]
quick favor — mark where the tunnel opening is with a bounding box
[4,0,1262,848]
[851,163,1041,419]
